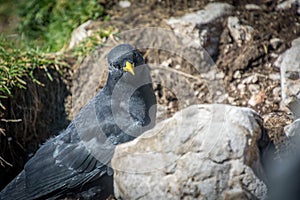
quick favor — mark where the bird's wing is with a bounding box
[23,121,106,199]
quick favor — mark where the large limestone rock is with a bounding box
[166,2,233,60]
[165,3,232,104]
[276,37,300,119]
[112,104,268,200]
[270,37,300,199]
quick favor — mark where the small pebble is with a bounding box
[270,38,282,50]
[245,4,261,10]
[233,70,242,79]
[119,1,131,8]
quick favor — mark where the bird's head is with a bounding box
[107,44,145,76]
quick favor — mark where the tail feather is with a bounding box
[0,170,27,200]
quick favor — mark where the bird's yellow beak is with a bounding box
[123,61,135,76]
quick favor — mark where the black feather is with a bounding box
[0,44,156,200]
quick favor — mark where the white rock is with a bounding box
[237,83,246,94]
[242,74,259,84]
[270,53,279,59]
[162,4,232,105]
[273,87,281,101]
[277,37,300,118]
[269,73,281,81]
[248,95,258,106]
[68,20,92,49]
[166,3,233,57]
[167,3,233,26]
[227,96,236,104]
[245,4,262,10]
[227,16,254,46]
[248,84,260,94]
[270,38,283,50]
[291,37,300,46]
[161,58,172,68]
[119,0,131,8]
[233,70,242,79]
[276,0,300,10]
[112,104,268,200]
[285,118,300,137]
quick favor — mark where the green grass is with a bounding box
[18,0,105,52]
[0,0,110,109]
[0,36,68,110]
[0,28,115,111]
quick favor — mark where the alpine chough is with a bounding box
[0,44,157,199]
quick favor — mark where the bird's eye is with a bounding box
[122,60,129,67]
[112,62,122,69]
[123,60,134,67]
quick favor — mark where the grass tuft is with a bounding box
[0,0,110,109]
[0,36,68,109]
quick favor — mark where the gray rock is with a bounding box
[116,27,227,105]
[167,3,233,25]
[245,4,262,10]
[276,0,300,10]
[165,4,232,105]
[119,1,131,8]
[242,74,259,84]
[68,20,92,49]
[112,104,268,200]
[248,84,260,94]
[233,70,242,79]
[285,118,300,137]
[276,37,300,119]
[292,37,300,46]
[166,3,233,59]
[227,16,254,46]
[269,73,281,81]
[270,38,283,50]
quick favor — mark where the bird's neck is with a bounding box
[106,72,122,87]
[104,72,129,93]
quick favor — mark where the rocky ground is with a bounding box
[73,0,299,152]
[1,0,300,199]
[67,0,300,199]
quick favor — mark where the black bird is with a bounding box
[0,44,157,199]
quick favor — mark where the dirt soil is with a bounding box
[1,0,300,197]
